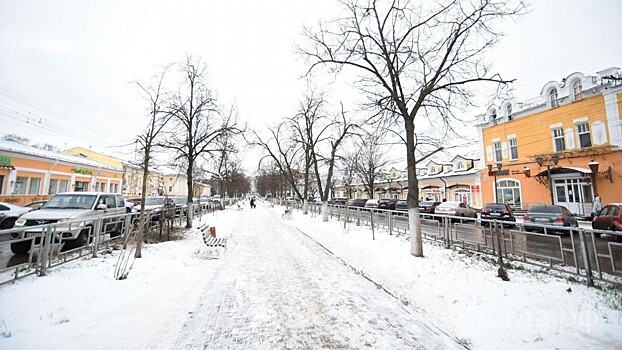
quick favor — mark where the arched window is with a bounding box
[506,104,513,121]
[573,80,583,101]
[456,162,464,170]
[494,179,522,206]
[549,88,559,107]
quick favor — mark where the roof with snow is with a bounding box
[0,139,120,171]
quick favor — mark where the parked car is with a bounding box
[348,198,368,208]
[0,202,31,230]
[591,203,622,237]
[434,201,478,220]
[396,200,408,211]
[418,201,441,216]
[480,203,516,227]
[329,197,347,205]
[377,198,398,210]
[522,204,578,234]
[365,199,379,209]
[10,192,127,254]
[23,200,48,211]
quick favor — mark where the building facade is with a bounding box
[0,140,123,205]
[477,67,622,215]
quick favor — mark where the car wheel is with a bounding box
[0,217,16,230]
[62,227,90,251]
[10,240,31,255]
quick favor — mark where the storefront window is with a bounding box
[495,179,521,207]
[28,178,41,195]
[14,177,27,195]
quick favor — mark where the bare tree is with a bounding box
[353,132,391,240]
[251,123,306,206]
[132,67,172,258]
[288,90,332,214]
[311,103,358,221]
[162,56,242,228]
[300,0,525,256]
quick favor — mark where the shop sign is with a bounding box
[0,156,11,164]
[73,168,93,175]
[470,185,480,192]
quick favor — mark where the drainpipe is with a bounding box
[46,159,60,195]
[440,177,448,201]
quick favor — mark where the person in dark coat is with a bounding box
[250,198,255,209]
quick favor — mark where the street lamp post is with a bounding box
[487,162,503,203]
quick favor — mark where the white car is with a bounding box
[434,201,478,219]
[11,192,127,254]
[365,199,379,208]
[0,202,31,230]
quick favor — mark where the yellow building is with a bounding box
[477,67,621,215]
[63,147,165,197]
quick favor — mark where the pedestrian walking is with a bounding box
[592,195,602,219]
[250,198,255,209]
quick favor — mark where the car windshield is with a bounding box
[420,201,437,206]
[44,194,96,209]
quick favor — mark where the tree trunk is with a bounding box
[134,150,150,258]
[322,201,328,222]
[186,165,193,228]
[405,118,423,257]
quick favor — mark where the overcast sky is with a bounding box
[1,0,621,171]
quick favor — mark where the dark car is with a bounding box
[395,200,408,211]
[480,203,516,227]
[523,205,578,234]
[377,198,398,210]
[592,203,622,237]
[348,198,368,208]
[328,197,347,205]
[418,201,441,216]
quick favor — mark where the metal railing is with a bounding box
[0,203,220,286]
[290,202,622,287]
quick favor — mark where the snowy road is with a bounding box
[175,207,462,349]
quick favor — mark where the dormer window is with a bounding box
[573,80,582,101]
[549,88,559,107]
[506,104,512,121]
[456,162,464,170]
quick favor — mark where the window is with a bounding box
[506,105,513,121]
[496,179,522,206]
[13,176,40,195]
[49,179,58,194]
[573,80,582,101]
[59,179,69,193]
[549,88,559,107]
[577,123,592,148]
[456,162,464,170]
[508,138,518,160]
[75,181,90,192]
[553,128,565,152]
[493,142,502,162]
[28,178,41,195]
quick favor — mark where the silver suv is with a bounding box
[11,192,126,254]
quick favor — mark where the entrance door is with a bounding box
[553,178,592,215]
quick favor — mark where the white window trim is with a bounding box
[573,117,588,124]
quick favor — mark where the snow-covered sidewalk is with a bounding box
[0,203,620,349]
